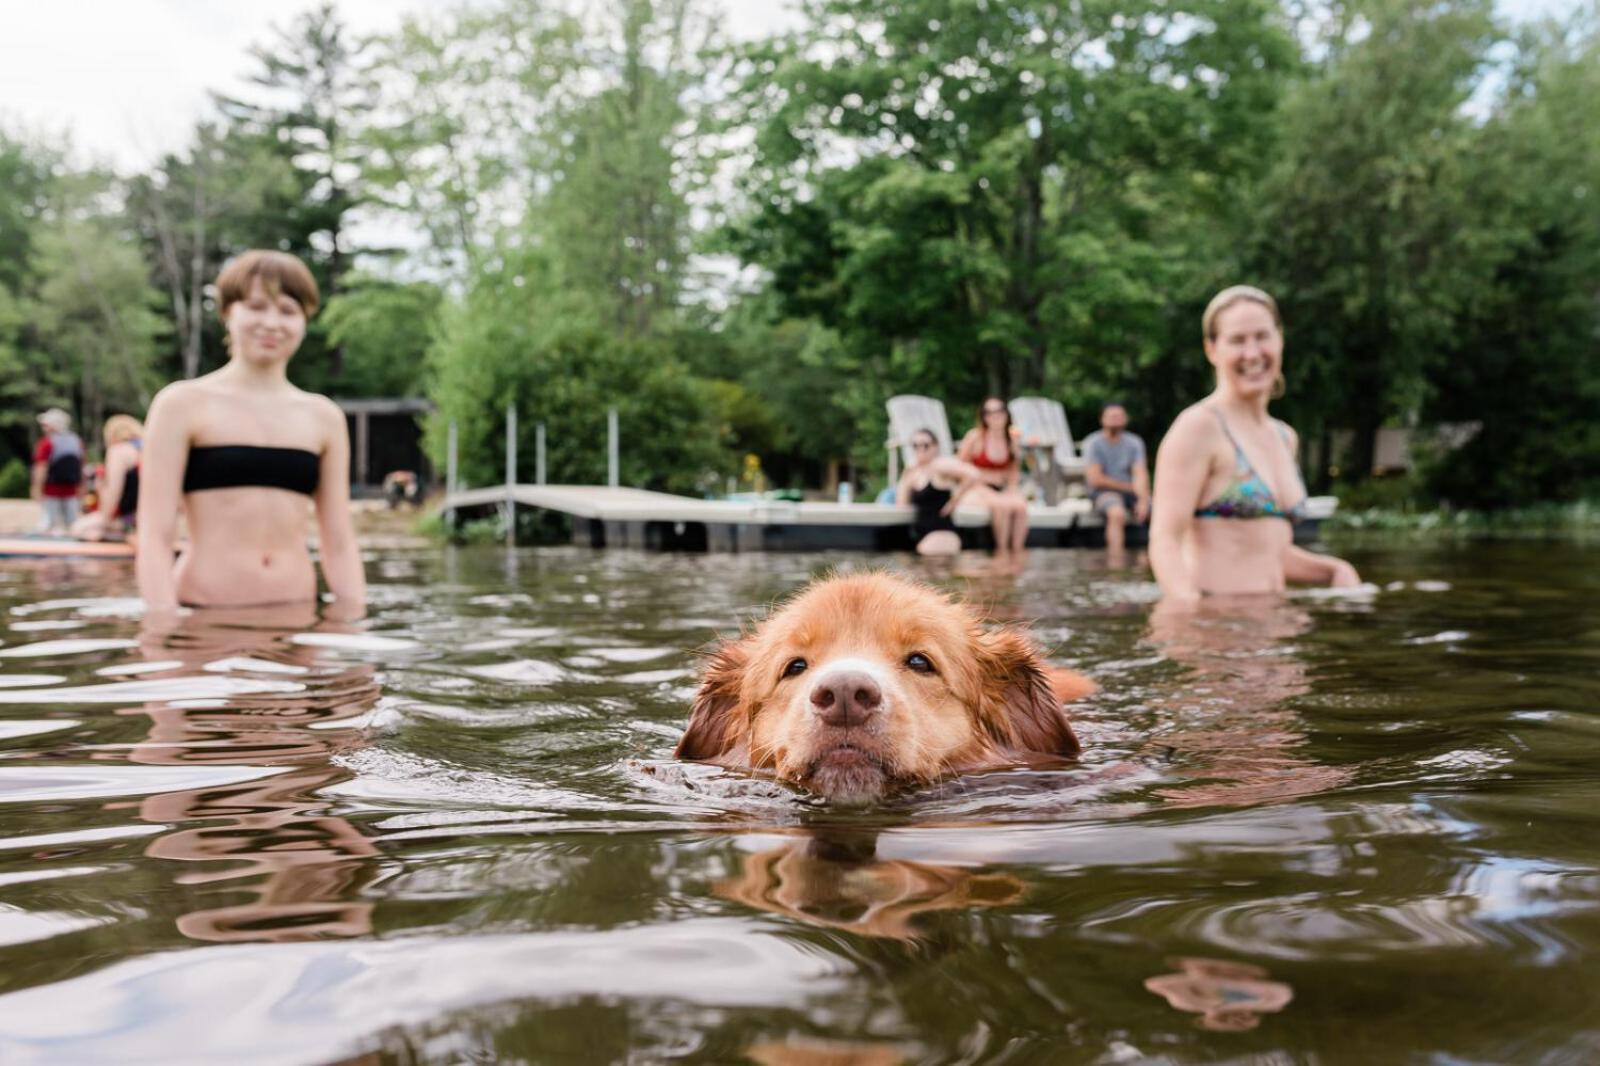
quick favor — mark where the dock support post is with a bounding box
[506,404,517,548]
[445,420,458,527]
[535,423,546,485]
[607,407,619,488]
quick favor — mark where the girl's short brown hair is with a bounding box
[216,250,320,318]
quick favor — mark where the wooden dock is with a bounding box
[442,485,1337,552]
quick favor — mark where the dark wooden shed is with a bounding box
[337,398,435,495]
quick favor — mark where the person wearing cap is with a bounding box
[31,408,85,535]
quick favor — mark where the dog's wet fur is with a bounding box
[675,572,1094,804]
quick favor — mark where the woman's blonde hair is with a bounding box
[1201,285,1281,342]
[216,250,321,318]
[102,414,144,447]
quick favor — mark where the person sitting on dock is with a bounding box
[71,414,144,542]
[1082,402,1149,558]
[956,397,1030,554]
[895,429,986,556]
[382,469,422,510]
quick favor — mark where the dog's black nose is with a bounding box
[810,671,882,727]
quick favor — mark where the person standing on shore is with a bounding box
[31,408,84,536]
[1082,402,1149,558]
[136,250,365,619]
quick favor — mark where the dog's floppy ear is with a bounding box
[977,628,1084,760]
[675,635,751,761]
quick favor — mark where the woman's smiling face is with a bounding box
[224,279,307,366]
[1204,299,1282,399]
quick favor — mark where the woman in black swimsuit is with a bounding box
[136,251,365,617]
[894,429,985,556]
[72,414,143,542]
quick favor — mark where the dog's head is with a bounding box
[675,572,1092,804]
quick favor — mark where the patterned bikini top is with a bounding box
[1193,408,1308,521]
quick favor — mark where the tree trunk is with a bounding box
[186,178,207,379]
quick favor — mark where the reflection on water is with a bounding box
[125,607,383,943]
[716,828,1026,941]
[1144,957,1294,1031]
[0,543,1597,1063]
[1144,598,1353,808]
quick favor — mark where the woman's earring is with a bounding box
[1271,373,1286,399]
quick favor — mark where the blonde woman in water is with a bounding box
[1149,286,1359,602]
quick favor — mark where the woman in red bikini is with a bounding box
[956,397,1030,554]
[136,251,365,618]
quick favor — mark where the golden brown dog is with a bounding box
[675,572,1094,803]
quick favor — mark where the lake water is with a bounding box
[0,542,1596,1064]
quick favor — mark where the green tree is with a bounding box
[0,129,61,462]
[213,2,374,390]
[0,138,162,460]
[1252,0,1500,484]
[538,0,715,333]
[725,0,1298,405]
[1424,8,1600,505]
[320,277,443,397]
[361,1,581,276]
[424,243,727,494]
[126,122,299,380]
[28,215,165,434]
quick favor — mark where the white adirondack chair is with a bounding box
[1008,397,1087,504]
[884,395,954,488]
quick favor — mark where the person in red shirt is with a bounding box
[31,407,84,535]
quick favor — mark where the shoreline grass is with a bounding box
[1325,500,1600,542]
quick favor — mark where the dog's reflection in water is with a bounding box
[716,828,1024,942]
[120,604,383,942]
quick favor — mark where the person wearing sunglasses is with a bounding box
[956,397,1030,553]
[894,429,989,555]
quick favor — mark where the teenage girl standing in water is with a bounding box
[136,250,365,618]
[1150,286,1359,602]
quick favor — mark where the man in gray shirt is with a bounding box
[1082,402,1149,555]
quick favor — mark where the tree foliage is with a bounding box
[424,243,724,495]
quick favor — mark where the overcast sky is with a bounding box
[0,0,1582,172]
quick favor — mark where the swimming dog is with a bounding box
[675,572,1093,804]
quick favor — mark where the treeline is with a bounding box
[1,0,1595,506]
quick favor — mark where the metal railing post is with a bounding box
[505,404,517,548]
[447,420,459,496]
[607,407,619,488]
[535,422,546,486]
[445,419,458,525]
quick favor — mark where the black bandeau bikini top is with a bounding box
[182,445,320,496]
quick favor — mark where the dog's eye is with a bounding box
[905,652,935,674]
[781,657,807,679]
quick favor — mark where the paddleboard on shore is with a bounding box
[0,535,136,560]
